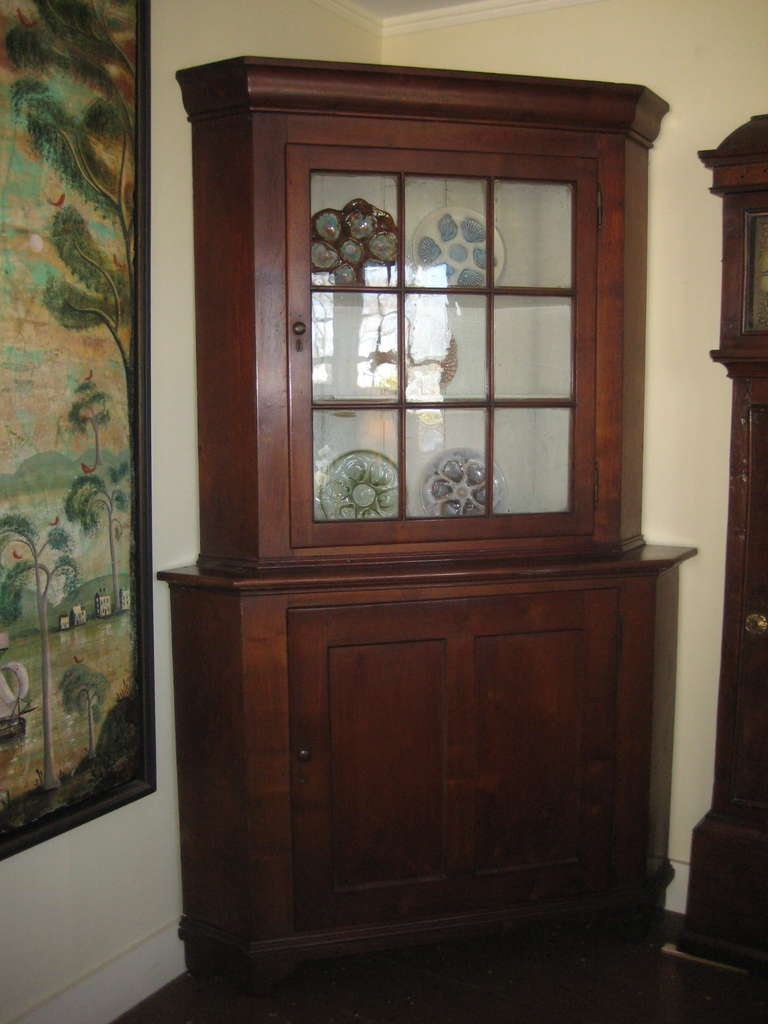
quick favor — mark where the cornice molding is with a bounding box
[312,0,602,37]
[311,0,382,35]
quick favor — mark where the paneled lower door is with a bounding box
[288,588,618,931]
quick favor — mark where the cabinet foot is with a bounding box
[181,920,297,994]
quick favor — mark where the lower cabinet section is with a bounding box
[289,590,617,932]
[163,552,687,991]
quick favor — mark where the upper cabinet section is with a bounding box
[176,58,667,571]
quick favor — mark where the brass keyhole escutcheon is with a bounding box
[745,612,768,636]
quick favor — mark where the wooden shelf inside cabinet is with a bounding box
[163,56,692,991]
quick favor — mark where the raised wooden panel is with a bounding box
[474,630,584,874]
[328,640,446,890]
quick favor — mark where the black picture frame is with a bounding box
[0,0,154,860]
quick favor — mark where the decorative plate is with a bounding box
[319,450,398,520]
[420,447,507,517]
[412,206,505,286]
[311,198,398,285]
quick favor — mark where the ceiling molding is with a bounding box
[312,0,602,38]
[311,0,383,36]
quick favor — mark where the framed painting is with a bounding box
[0,0,153,859]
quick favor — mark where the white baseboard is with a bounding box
[12,923,186,1024]
[664,860,690,915]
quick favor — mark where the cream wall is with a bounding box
[3,1,767,1022]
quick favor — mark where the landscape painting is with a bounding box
[0,0,152,858]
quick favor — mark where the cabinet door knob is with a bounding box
[291,321,307,351]
[745,612,768,636]
[296,747,312,762]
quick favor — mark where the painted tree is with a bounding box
[60,663,107,759]
[0,514,78,790]
[6,0,138,390]
[68,377,111,471]
[64,461,128,606]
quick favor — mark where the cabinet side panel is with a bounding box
[594,135,649,550]
[241,597,293,934]
[619,139,650,547]
[594,134,625,547]
[191,115,257,561]
[647,567,680,874]
[168,588,252,937]
[613,577,656,884]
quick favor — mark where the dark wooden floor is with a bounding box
[113,913,768,1024]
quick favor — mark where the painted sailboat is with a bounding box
[0,635,34,741]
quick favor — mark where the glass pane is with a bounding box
[746,213,768,331]
[311,173,399,287]
[493,408,570,514]
[405,176,491,288]
[494,298,572,398]
[312,292,398,401]
[494,181,572,288]
[314,410,399,520]
[405,408,499,518]
[405,293,487,402]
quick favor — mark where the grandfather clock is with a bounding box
[680,115,768,970]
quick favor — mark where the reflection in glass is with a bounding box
[405,408,488,518]
[494,298,572,398]
[405,294,487,403]
[311,174,399,287]
[747,213,768,331]
[312,293,399,401]
[314,410,398,521]
[494,408,570,514]
[494,181,572,288]
[405,177,489,288]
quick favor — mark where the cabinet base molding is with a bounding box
[679,816,768,974]
[180,871,671,993]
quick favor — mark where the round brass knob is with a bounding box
[745,612,768,636]
[291,320,307,352]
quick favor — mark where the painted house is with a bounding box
[69,605,87,628]
[0,2,762,1023]
[95,591,112,618]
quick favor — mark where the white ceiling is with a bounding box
[315,0,601,36]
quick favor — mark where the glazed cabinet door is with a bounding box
[286,145,598,553]
[288,588,619,932]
